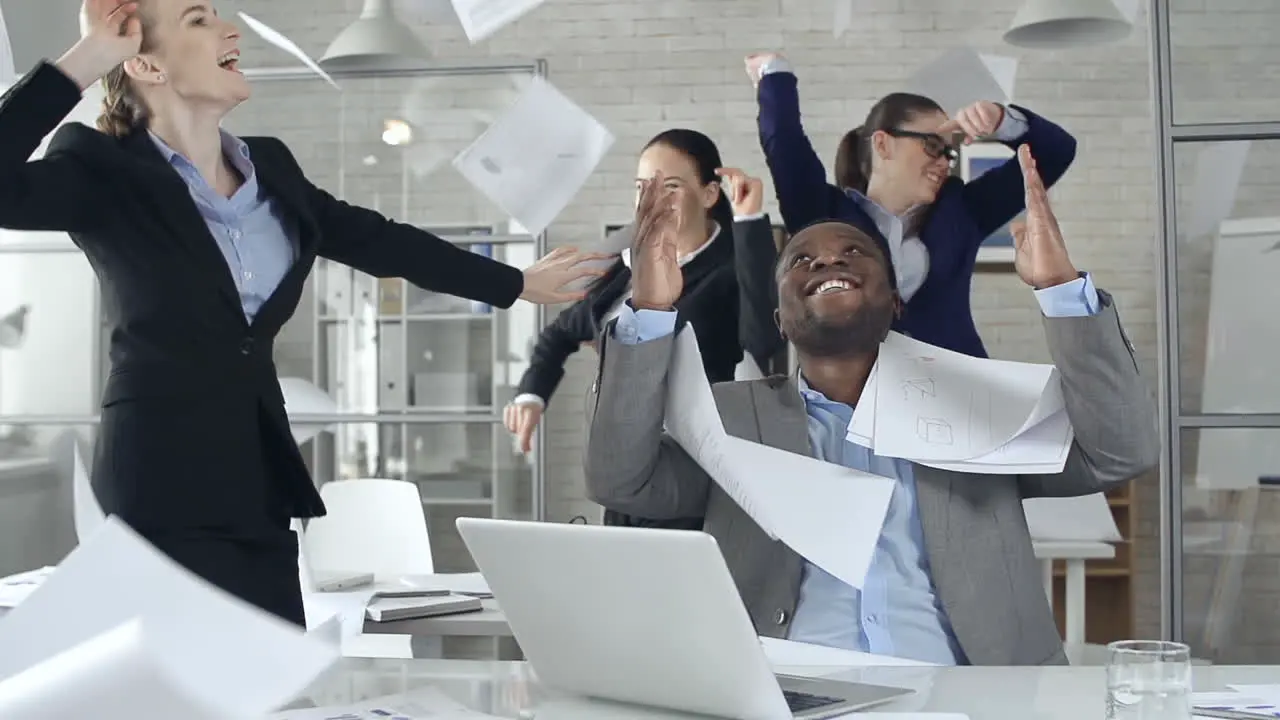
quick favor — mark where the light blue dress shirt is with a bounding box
[610,274,1101,664]
[149,131,298,322]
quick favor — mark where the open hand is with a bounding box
[937,101,1006,144]
[715,167,764,217]
[80,0,142,62]
[518,247,613,305]
[502,401,542,455]
[629,172,681,310]
[1011,145,1077,290]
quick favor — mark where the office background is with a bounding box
[0,0,1276,664]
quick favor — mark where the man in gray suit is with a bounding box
[583,146,1158,666]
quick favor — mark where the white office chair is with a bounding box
[302,478,435,577]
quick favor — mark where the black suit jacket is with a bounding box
[516,217,784,405]
[0,62,526,534]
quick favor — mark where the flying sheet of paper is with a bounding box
[905,47,1016,114]
[978,53,1018,104]
[0,567,54,609]
[450,0,547,43]
[665,325,895,590]
[238,12,340,90]
[1186,140,1251,238]
[1110,0,1141,23]
[0,5,15,86]
[71,442,104,543]
[280,377,339,444]
[918,410,1073,475]
[271,687,498,719]
[0,619,227,719]
[453,77,614,236]
[1023,492,1122,543]
[833,0,853,38]
[870,332,1060,462]
[0,517,339,714]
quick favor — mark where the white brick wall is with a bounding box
[225,0,1280,660]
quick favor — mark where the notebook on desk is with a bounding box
[364,594,483,623]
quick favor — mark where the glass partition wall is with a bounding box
[227,61,549,571]
[0,60,550,578]
[1154,2,1280,663]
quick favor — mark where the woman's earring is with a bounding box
[157,73,166,82]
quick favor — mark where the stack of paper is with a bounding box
[846,332,1074,474]
[664,326,896,591]
[0,517,339,718]
[453,76,614,236]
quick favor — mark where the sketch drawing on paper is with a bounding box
[917,417,954,444]
[902,378,936,400]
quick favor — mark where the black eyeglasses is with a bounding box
[883,129,960,164]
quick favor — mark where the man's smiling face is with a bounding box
[775,221,900,358]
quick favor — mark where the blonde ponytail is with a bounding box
[93,3,154,137]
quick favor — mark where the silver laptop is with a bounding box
[456,518,913,719]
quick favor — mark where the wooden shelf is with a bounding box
[1048,484,1139,643]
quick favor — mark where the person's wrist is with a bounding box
[631,298,674,312]
[1034,267,1080,290]
[55,41,116,90]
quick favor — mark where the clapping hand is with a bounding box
[629,172,681,310]
[59,0,143,89]
[744,52,783,88]
[1010,145,1078,290]
[518,247,614,305]
[715,167,764,217]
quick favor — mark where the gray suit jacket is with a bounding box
[582,291,1158,666]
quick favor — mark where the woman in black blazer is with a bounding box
[2,0,601,626]
[500,130,784,529]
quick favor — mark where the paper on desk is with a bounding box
[280,376,339,444]
[238,12,339,90]
[1023,492,1122,543]
[271,687,499,719]
[0,6,14,86]
[1193,690,1280,717]
[453,77,614,236]
[666,325,895,590]
[905,47,1016,114]
[0,517,339,713]
[72,442,104,543]
[451,0,547,43]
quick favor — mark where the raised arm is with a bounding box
[747,54,849,235]
[0,2,146,233]
[952,102,1078,241]
[716,168,785,370]
[583,172,712,519]
[997,145,1156,498]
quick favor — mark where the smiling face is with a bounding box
[127,0,249,116]
[872,109,956,206]
[635,143,720,251]
[775,222,900,358]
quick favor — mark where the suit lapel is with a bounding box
[121,130,245,320]
[751,375,811,457]
[244,138,320,331]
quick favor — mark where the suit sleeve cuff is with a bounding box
[511,393,546,409]
[759,57,794,77]
[734,212,766,222]
[612,303,680,344]
[1035,271,1101,318]
[992,106,1030,142]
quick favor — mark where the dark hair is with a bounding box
[834,93,944,193]
[97,3,156,137]
[642,128,735,238]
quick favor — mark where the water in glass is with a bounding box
[1105,640,1192,720]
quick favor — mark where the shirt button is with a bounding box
[240,338,253,355]
[774,609,788,626]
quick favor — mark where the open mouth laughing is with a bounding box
[217,50,241,74]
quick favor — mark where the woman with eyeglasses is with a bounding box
[744,52,1077,358]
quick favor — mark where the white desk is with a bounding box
[1032,540,1116,646]
[290,659,1276,719]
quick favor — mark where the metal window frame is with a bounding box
[1149,1,1280,642]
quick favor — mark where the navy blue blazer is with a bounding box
[757,71,1078,359]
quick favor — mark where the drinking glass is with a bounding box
[1105,640,1192,720]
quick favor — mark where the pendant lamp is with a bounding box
[1003,0,1132,49]
[319,0,430,72]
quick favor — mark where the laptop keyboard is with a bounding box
[782,689,842,713]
